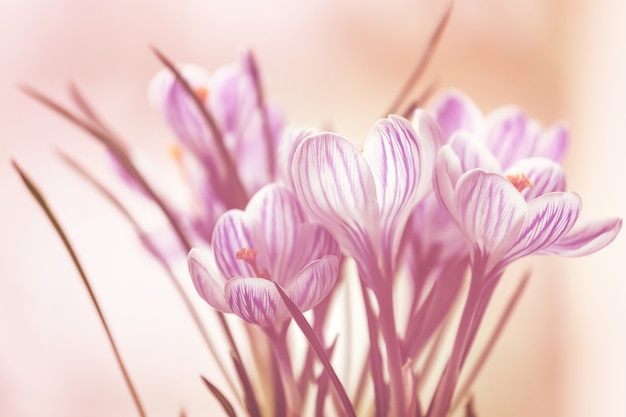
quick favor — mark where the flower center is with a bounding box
[506,173,533,193]
[236,248,272,280]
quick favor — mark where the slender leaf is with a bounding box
[12,161,147,417]
[273,282,357,417]
[315,336,339,417]
[59,151,242,404]
[231,353,262,417]
[384,0,453,115]
[150,46,248,209]
[244,51,275,180]
[402,82,438,119]
[450,274,530,414]
[21,85,193,251]
[201,375,238,417]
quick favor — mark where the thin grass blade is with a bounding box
[201,375,238,417]
[244,51,275,180]
[12,161,147,417]
[58,151,243,404]
[231,352,263,417]
[384,0,453,115]
[21,85,193,251]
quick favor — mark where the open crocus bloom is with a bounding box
[187,184,340,327]
[290,112,440,285]
[433,136,622,277]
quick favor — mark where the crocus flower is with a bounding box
[149,51,284,239]
[432,89,569,168]
[290,112,440,286]
[433,134,622,277]
[187,184,340,327]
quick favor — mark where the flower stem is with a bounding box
[267,327,301,417]
[427,262,487,417]
[378,284,407,417]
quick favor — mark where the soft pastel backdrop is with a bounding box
[1,0,625,416]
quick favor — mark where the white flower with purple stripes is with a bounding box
[290,111,440,287]
[433,133,622,278]
[187,184,340,327]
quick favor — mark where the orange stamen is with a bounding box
[194,86,209,103]
[506,173,533,193]
[169,144,183,164]
[236,248,272,280]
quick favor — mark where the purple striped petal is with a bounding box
[454,170,527,269]
[484,107,539,169]
[245,184,307,286]
[433,145,464,220]
[431,90,483,141]
[212,210,257,279]
[285,255,340,313]
[188,248,230,312]
[278,128,317,189]
[208,63,255,133]
[361,115,423,268]
[224,278,280,326]
[533,122,569,163]
[537,217,622,257]
[506,158,566,201]
[411,110,444,200]
[292,224,341,278]
[448,131,501,173]
[291,133,380,268]
[149,65,214,159]
[503,192,582,264]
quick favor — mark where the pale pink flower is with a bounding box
[290,112,440,286]
[188,184,340,327]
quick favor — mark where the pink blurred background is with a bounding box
[1,0,625,416]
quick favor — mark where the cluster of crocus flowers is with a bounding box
[20,48,621,417]
[171,54,619,415]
